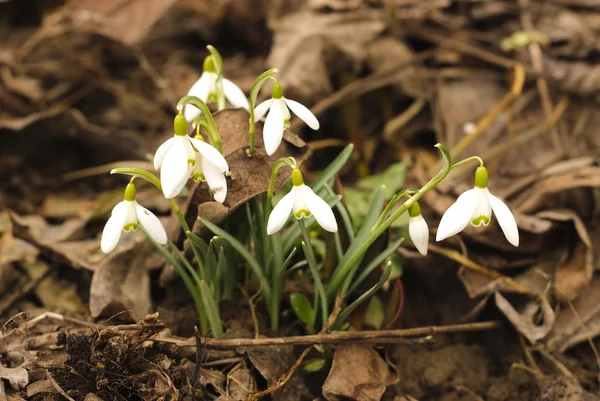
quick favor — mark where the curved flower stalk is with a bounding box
[184,54,249,121]
[189,135,229,203]
[255,83,319,156]
[408,202,429,256]
[267,169,337,234]
[436,166,519,246]
[101,182,167,253]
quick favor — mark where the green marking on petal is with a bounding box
[188,158,196,167]
[191,172,206,182]
[294,209,311,219]
[207,93,218,103]
[123,222,139,232]
[284,119,290,129]
[471,215,490,227]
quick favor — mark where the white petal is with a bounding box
[223,78,250,110]
[302,185,338,233]
[189,137,229,173]
[101,201,127,253]
[154,137,175,171]
[202,158,227,203]
[487,190,519,247]
[135,203,168,245]
[267,191,295,235]
[470,187,492,227]
[253,99,272,121]
[184,73,211,122]
[123,201,138,227]
[284,98,319,130]
[161,136,191,199]
[409,215,429,256]
[436,189,477,242]
[263,103,284,156]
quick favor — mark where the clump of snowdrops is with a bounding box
[101,45,519,338]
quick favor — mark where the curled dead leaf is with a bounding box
[495,292,555,344]
[323,343,396,401]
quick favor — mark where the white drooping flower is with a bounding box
[189,136,229,204]
[101,183,167,253]
[436,166,519,246]
[184,55,250,122]
[254,83,319,156]
[267,169,337,235]
[154,114,196,199]
[408,202,429,256]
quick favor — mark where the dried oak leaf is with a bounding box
[548,275,600,352]
[0,364,28,390]
[323,344,396,401]
[554,241,594,303]
[183,109,307,233]
[89,248,151,319]
[495,292,555,344]
[267,9,385,101]
[246,345,311,401]
[52,0,177,46]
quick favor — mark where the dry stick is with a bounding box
[517,0,563,154]
[428,244,531,294]
[168,321,501,348]
[47,371,76,401]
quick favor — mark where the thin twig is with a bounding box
[247,347,312,401]
[240,286,261,339]
[517,0,563,154]
[162,321,501,348]
[47,371,76,401]
[192,326,203,389]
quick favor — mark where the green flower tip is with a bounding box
[203,55,216,73]
[174,114,188,136]
[272,82,284,99]
[124,182,136,201]
[291,169,304,186]
[474,166,488,188]
[408,202,421,218]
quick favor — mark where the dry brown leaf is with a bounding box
[554,241,594,303]
[180,109,307,238]
[548,275,600,352]
[538,376,600,401]
[89,249,151,319]
[495,292,555,344]
[267,10,385,101]
[26,380,57,397]
[309,0,364,10]
[228,366,255,401]
[536,209,592,248]
[0,364,28,390]
[323,343,396,401]
[246,345,311,401]
[56,0,177,46]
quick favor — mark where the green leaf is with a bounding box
[364,295,384,329]
[332,262,392,330]
[199,280,223,338]
[311,144,354,192]
[348,237,403,294]
[290,293,314,328]
[198,217,271,300]
[206,45,224,77]
[303,358,328,373]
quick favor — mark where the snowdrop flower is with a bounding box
[267,169,337,234]
[408,202,429,256]
[436,166,519,246]
[254,83,319,156]
[189,135,229,203]
[101,183,167,253]
[154,114,196,199]
[184,55,249,121]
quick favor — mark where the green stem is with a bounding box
[169,199,206,279]
[142,230,207,335]
[326,144,451,299]
[177,96,222,153]
[248,69,278,156]
[371,189,417,232]
[451,156,484,170]
[267,157,297,199]
[298,220,328,330]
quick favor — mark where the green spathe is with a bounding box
[474,166,488,188]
